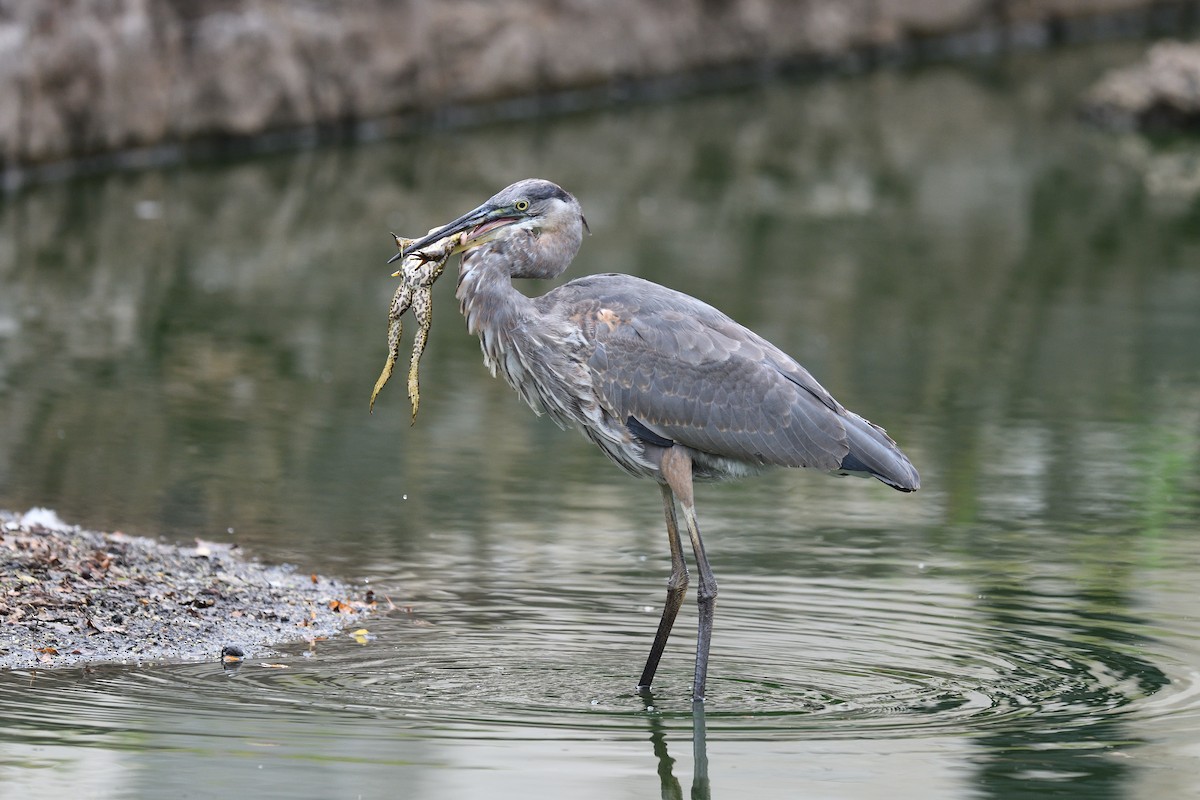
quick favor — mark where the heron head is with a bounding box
[393,179,589,278]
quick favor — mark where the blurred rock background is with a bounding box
[3,0,1198,181]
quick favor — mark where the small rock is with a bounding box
[1082,40,1200,132]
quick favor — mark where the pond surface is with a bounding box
[2,43,1200,799]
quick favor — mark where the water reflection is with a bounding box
[645,699,711,800]
[968,583,1166,799]
[2,43,1200,800]
[3,52,1199,555]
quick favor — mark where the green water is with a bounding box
[2,44,1199,799]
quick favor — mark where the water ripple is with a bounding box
[0,568,1181,749]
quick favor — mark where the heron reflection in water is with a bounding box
[392,179,920,702]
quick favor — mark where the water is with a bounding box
[3,44,1200,798]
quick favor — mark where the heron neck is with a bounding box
[456,245,536,349]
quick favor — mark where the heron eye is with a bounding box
[515,200,529,212]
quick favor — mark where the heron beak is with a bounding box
[387,201,521,264]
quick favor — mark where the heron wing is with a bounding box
[544,274,851,470]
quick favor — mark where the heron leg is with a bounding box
[660,448,718,702]
[638,482,689,692]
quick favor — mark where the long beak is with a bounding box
[386,201,514,265]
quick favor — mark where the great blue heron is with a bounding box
[393,178,920,702]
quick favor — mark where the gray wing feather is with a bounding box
[543,275,852,471]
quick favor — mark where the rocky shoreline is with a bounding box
[3,0,1199,184]
[0,508,373,670]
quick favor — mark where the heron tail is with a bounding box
[837,411,920,492]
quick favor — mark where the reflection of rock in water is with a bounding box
[1114,136,1200,201]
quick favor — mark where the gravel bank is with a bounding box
[1,508,373,670]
